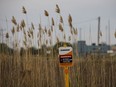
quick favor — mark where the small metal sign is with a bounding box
[59,47,73,67]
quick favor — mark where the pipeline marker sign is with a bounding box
[59,47,73,67]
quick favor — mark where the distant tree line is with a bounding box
[0,42,72,56]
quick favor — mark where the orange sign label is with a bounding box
[59,47,73,67]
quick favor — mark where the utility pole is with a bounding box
[98,17,100,45]
[0,28,4,53]
[105,26,107,44]
[89,24,92,45]
[108,20,110,45]
[79,28,82,41]
[0,28,4,43]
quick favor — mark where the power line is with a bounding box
[0,17,98,26]
[0,18,10,22]
[73,17,98,25]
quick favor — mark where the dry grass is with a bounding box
[1,4,116,87]
[0,54,116,87]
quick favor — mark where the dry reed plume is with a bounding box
[0,4,116,87]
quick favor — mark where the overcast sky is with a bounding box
[0,0,116,45]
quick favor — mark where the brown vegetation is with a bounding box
[0,4,116,87]
[0,54,116,87]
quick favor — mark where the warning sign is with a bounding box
[59,47,73,67]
